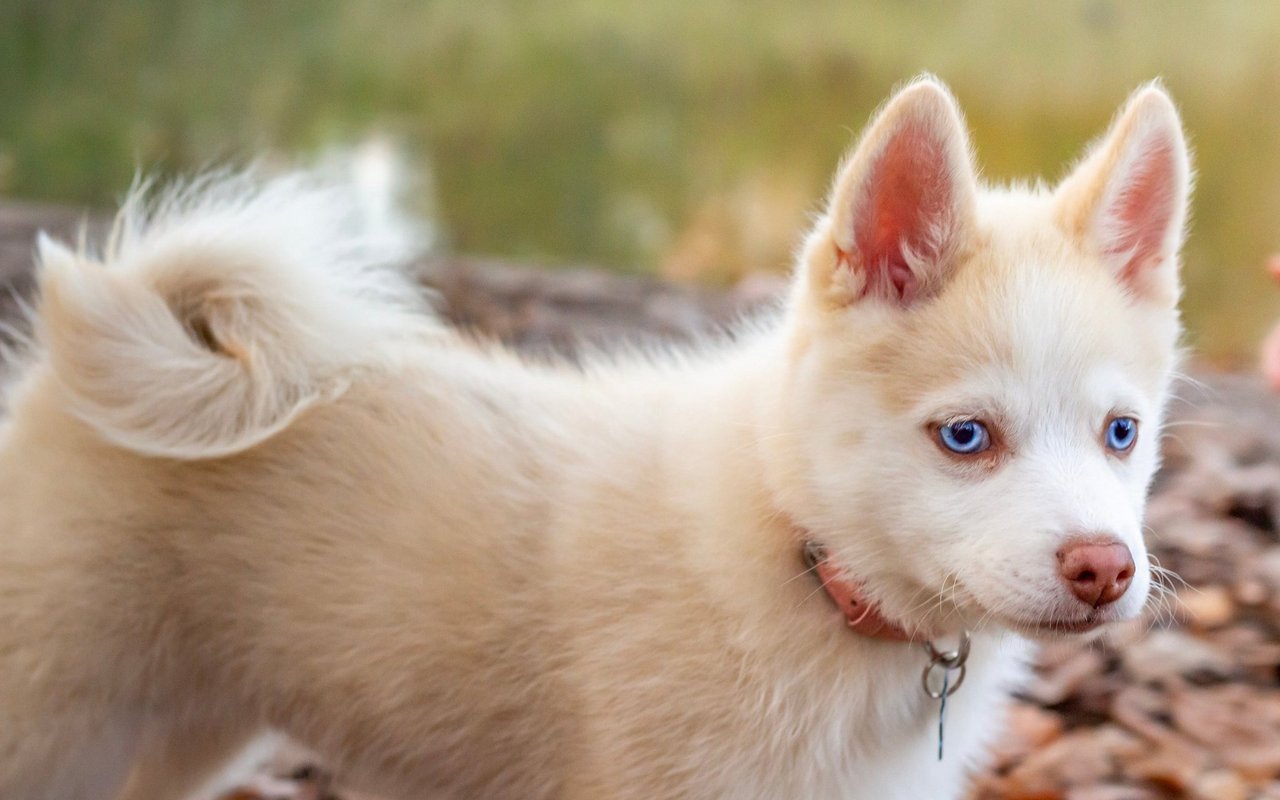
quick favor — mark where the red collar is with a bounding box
[802,541,910,642]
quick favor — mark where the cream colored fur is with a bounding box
[0,77,1191,799]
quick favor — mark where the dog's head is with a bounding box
[773,77,1190,639]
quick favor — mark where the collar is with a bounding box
[801,540,911,642]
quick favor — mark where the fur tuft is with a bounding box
[33,170,437,459]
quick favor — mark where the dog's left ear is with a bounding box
[799,77,978,310]
[1055,83,1192,306]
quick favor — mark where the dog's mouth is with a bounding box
[907,583,1119,640]
[992,607,1126,640]
[1028,615,1107,635]
[897,569,1142,640]
[812,560,1131,642]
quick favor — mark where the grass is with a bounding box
[1,0,1278,363]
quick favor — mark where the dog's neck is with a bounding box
[663,347,911,646]
[662,344,948,652]
[798,538,910,642]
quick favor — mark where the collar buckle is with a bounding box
[922,632,970,698]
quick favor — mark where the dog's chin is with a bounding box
[1014,615,1110,641]
[899,592,1134,643]
[990,608,1137,642]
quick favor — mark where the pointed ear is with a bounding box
[1055,84,1192,305]
[801,77,978,309]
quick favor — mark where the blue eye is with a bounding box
[1106,417,1138,452]
[937,420,990,455]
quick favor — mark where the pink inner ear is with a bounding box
[1102,136,1178,288]
[849,121,954,305]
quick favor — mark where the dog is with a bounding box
[0,76,1190,799]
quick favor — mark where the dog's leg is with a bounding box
[0,698,143,800]
[0,562,146,798]
[117,725,264,800]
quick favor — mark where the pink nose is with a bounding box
[1056,539,1135,607]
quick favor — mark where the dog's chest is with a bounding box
[708,637,1024,800]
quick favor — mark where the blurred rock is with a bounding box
[1120,629,1234,684]
[1176,585,1236,630]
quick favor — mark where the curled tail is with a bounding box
[34,170,436,459]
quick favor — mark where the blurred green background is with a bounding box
[1,0,1278,365]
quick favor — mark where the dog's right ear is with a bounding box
[797,77,978,311]
[1053,84,1191,307]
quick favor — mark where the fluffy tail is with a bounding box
[34,170,436,459]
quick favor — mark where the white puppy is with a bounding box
[0,76,1190,799]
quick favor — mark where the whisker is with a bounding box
[780,562,820,589]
